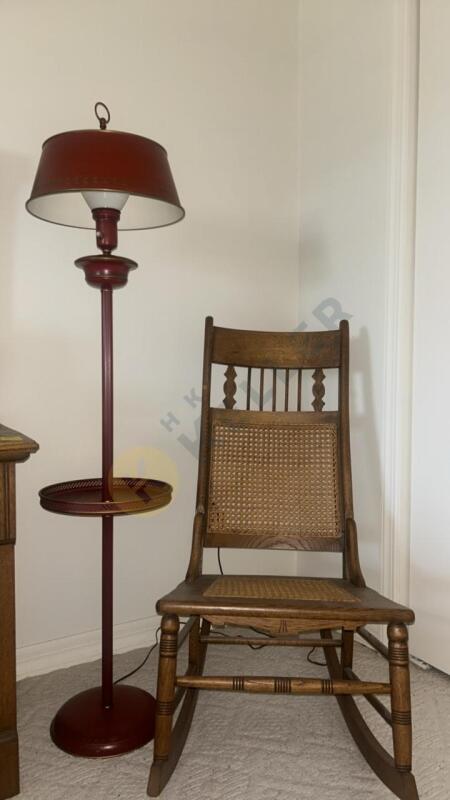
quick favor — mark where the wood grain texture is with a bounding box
[148,319,417,799]
[153,615,179,762]
[0,425,38,463]
[157,575,414,625]
[0,427,38,800]
[148,618,210,797]
[343,518,366,588]
[0,733,19,800]
[175,674,391,696]
[203,615,360,636]
[312,368,325,411]
[321,629,419,800]
[297,368,302,411]
[212,326,341,368]
[200,634,344,648]
[0,547,18,799]
[341,629,354,675]
[223,366,237,409]
[0,466,15,546]
[185,317,214,581]
[389,623,413,772]
[344,667,393,726]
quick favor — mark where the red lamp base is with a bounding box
[50,685,156,757]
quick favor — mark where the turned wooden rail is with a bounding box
[175,675,391,696]
[358,625,390,659]
[344,666,392,725]
[200,634,343,648]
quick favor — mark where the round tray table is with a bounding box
[39,476,171,516]
[40,476,172,757]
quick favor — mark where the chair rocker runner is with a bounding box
[148,317,418,800]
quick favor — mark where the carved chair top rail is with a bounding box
[211,325,341,369]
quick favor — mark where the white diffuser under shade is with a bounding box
[82,190,129,211]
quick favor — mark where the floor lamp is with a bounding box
[26,103,184,757]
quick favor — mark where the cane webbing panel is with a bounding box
[203,576,358,604]
[206,417,342,540]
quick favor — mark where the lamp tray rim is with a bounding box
[39,476,172,517]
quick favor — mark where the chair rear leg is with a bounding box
[188,616,201,671]
[153,614,179,765]
[188,617,210,671]
[388,622,412,773]
[341,628,354,676]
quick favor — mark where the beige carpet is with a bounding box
[17,635,450,799]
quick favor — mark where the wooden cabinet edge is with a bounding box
[0,424,38,800]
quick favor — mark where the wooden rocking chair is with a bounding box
[147,318,418,800]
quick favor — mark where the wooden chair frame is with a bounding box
[148,318,418,800]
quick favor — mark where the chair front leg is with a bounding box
[388,622,412,773]
[153,614,180,763]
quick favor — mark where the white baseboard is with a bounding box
[16,615,160,680]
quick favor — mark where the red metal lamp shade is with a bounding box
[26,126,184,231]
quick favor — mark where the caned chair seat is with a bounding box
[157,574,414,626]
[147,319,419,800]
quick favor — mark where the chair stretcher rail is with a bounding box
[358,626,389,659]
[344,667,392,725]
[200,635,343,648]
[175,675,391,696]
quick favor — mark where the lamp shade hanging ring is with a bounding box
[95,101,110,130]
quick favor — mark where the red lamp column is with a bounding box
[51,216,156,757]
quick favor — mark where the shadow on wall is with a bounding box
[0,150,31,352]
[349,325,383,588]
[408,565,450,656]
[297,232,387,586]
[0,148,103,486]
[297,323,384,586]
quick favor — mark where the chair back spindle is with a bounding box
[312,368,325,412]
[259,368,264,410]
[297,369,302,411]
[223,366,237,409]
[284,369,290,411]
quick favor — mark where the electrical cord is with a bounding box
[114,625,161,684]
[217,548,327,664]
[113,549,326,679]
[209,627,267,650]
[306,647,327,667]
[114,616,191,684]
[216,548,281,649]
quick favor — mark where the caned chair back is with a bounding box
[192,318,353,564]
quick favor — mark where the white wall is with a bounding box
[2,0,432,679]
[0,0,300,675]
[409,0,450,673]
